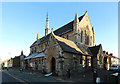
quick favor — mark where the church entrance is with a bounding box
[51,57,56,72]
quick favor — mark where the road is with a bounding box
[1,69,119,84]
[2,70,28,84]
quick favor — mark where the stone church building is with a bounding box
[24,11,119,76]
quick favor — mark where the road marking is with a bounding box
[4,71,29,84]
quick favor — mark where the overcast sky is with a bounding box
[0,2,118,61]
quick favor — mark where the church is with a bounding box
[24,11,119,76]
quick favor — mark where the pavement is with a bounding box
[1,68,119,84]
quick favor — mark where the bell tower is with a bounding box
[45,12,49,36]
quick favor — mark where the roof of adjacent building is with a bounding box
[24,52,44,60]
[30,14,85,48]
[89,44,102,57]
[24,53,38,60]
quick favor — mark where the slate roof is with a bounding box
[77,43,91,56]
[89,44,101,57]
[24,53,38,60]
[51,30,88,55]
[30,14,85,48]
[32,52,44,58]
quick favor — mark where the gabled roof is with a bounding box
[51,30,86,55]
[32,52,44,59]
[30,14,85,48]
[24,53,38,60]
[77,43,91,55]
[89,44,102,57]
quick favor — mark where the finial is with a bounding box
[75,12,78,18]
[76,12,78,16]
[86,11,88,13]
[51,28,53,32]
[21,50,23,55]
[51,28,55,36]
[74,12,79,23]
[37,33,40,41]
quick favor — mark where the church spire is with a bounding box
[45,12,49,36]
[37,33,40,41]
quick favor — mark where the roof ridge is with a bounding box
[38,14,85,40]
[30,14,85,47]
[54,14,85,32]
[51,31,84,54]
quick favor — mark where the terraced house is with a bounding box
[24,11,120,76]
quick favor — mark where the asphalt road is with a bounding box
[1,69,119,84]
[2,70,27,84]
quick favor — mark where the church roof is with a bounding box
[77,43,91,55]
[89,44,102,57]
[30,14,85,48]
[51,30,88,55]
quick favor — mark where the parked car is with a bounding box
[109,65,118,71]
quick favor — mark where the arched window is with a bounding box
[85,26,89,45]
[85,30,87,44]
[90,36,92,46]
[87,36,89,45]
[81,31,83,43]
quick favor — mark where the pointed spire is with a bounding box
[74,12,79,23]
[37,33,40,41]
[21,50,23,55]
[45,12,49,36]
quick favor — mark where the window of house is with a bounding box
[87,56,91,66]
[90,36,92,45]
[82,56,85,67]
